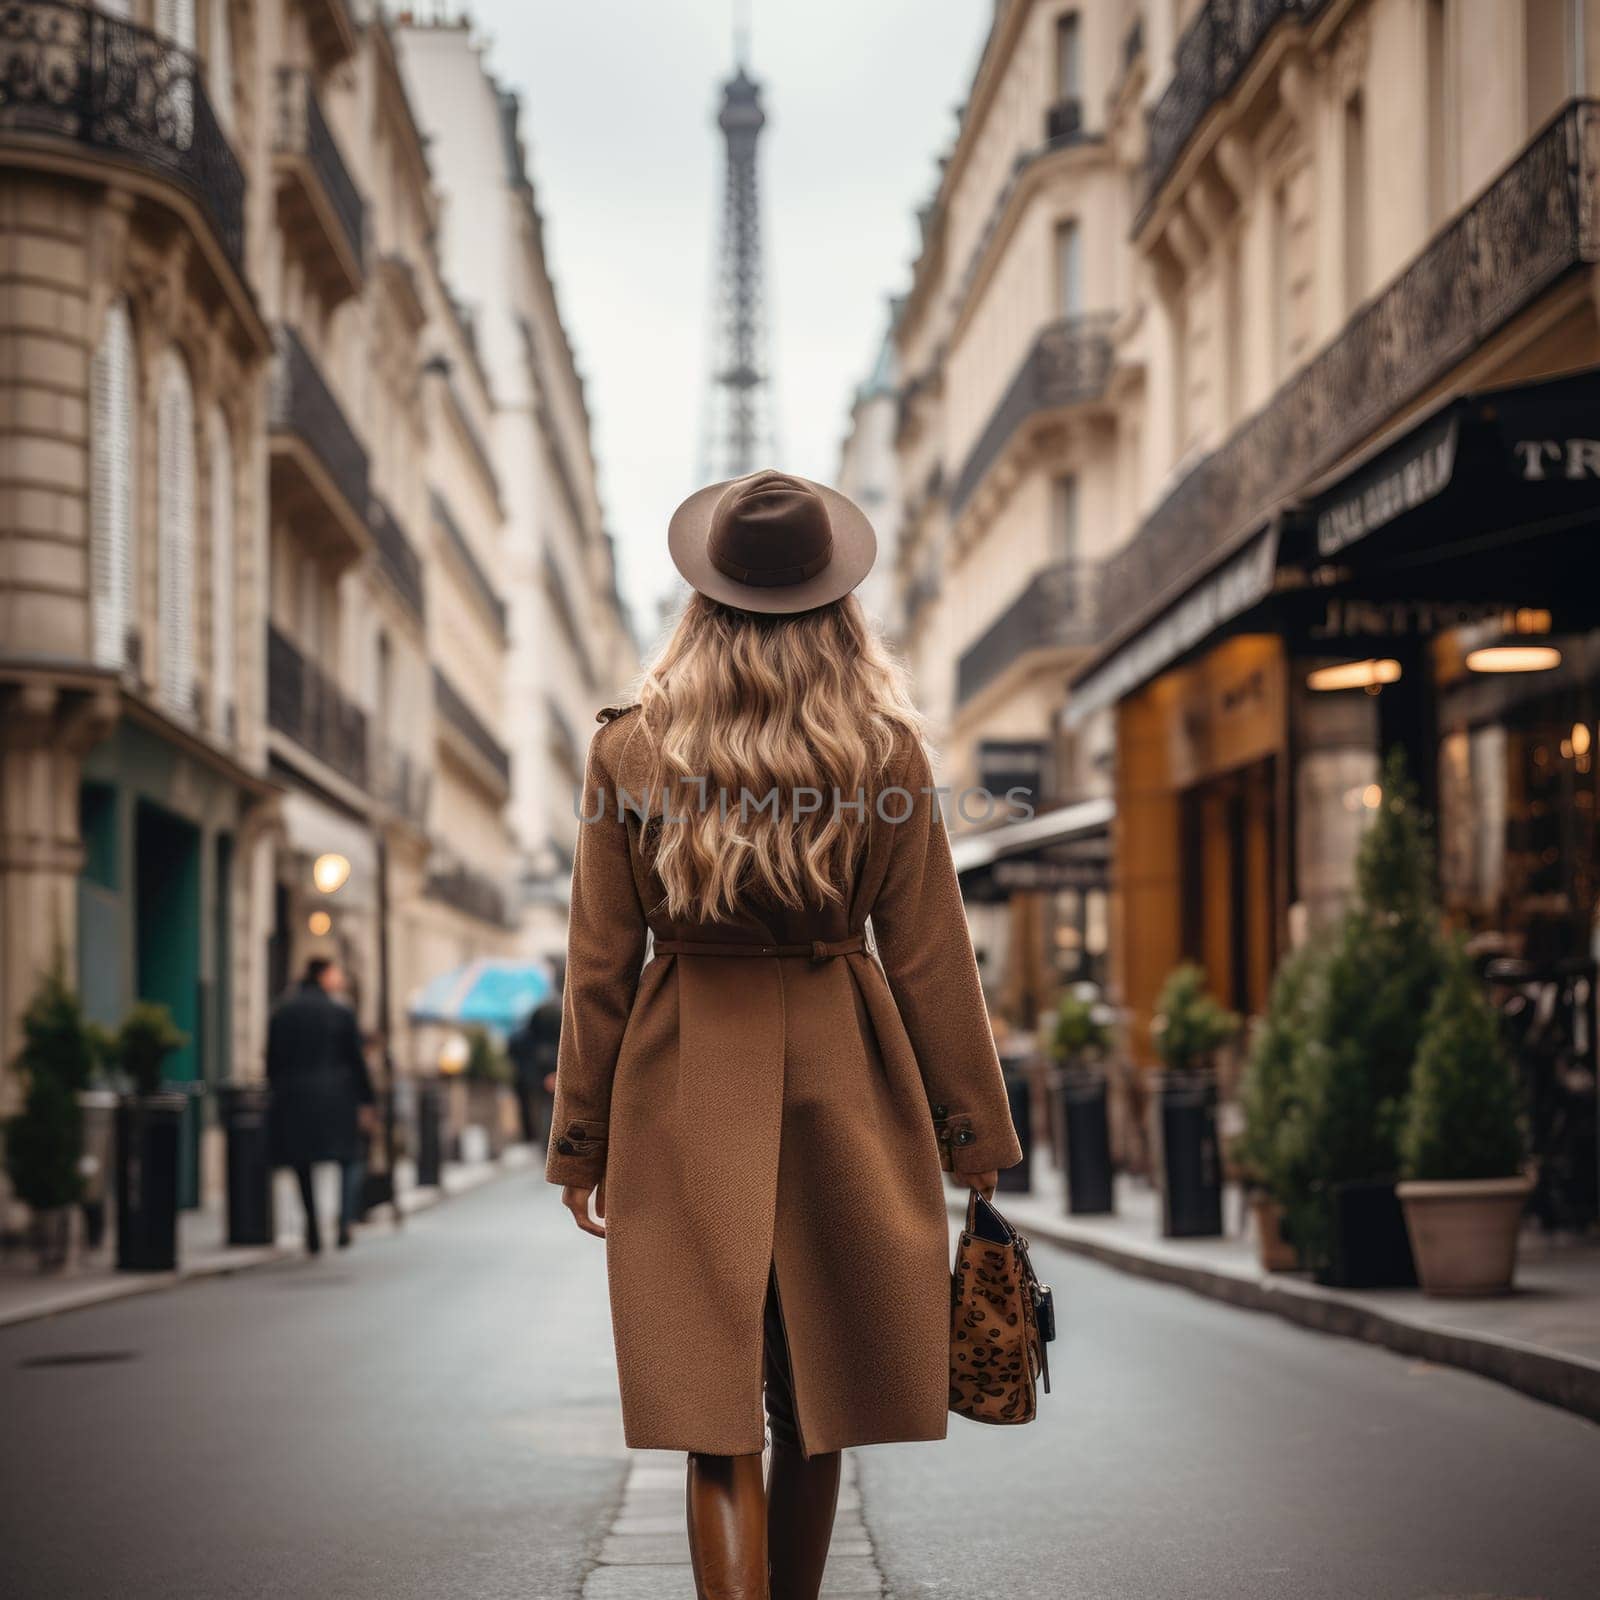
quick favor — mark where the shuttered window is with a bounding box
[89,301,135,671]
[209,404,235,735]
[157,350,197,718]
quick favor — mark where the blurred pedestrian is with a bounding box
[549,472,1020,1600]
[267,957,376,1254]
[508,959,563,1149]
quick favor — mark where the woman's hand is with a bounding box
[959,1170,998,1201]
[562,1181,606,1239]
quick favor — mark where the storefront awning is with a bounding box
[1066,524,1280,725]
[951,797,1113,879]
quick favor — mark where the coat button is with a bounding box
[931,1103,948,1119]
[556,1138,575,1156]
[955,1129,975,1146]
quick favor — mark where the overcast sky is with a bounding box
[463,0,991,642]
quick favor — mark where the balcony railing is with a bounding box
[433,666,512,789]
[268,325,369,528]
[950,314,1115,516]
[0,0,245,266]
[956,561,1098,707]
[1100,100,1600,635]
[273,65,364,272]
[371,496,425,621]
[371,734,429,827]
[424,862,509,928]
[1044,97,1085,146]
[267,624,368,790]
[431,491,507,636]
[1142,0,1330,221]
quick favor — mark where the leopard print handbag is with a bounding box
[949,1189,1056,1425]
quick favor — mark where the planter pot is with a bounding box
[466,1079,506,1160]
[115,1092,187,1272]
[1056,1069,1114,1216]
[1318,1179,1417,1289]
[29,1206,75,1272]
[215,1083,275,1247]
[1397,1174,1534,1297]
[1250,1194,1298,1273]
[1154,1071,1223,1238]
[414,1079,444,1188]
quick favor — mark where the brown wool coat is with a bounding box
[546,707,1021,1457]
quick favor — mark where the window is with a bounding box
[207,0,233,131]
[208,405,234,735]
[157,350,197,717]
[1269,178,1292,382]
[155,0,195,47]
[1425,0,1457,226]
[1055,12,1081,101]
[1055,219,1082,318]
[1342,91,1368,310]
[1050,475,1079,565]
[89,301,135,671]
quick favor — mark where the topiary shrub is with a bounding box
[1400,939,1527,1182]
[464,1026,511,1085]
[1050,983,1114,1069]
[1280,750,1447,1269]
[112,1003,187,1097]
[1151,963,1239,1075]
[1235,943,1320,1195]
[5,969,100,1213]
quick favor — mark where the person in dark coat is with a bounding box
[508,959,564,1148]
[267,958,375,1253]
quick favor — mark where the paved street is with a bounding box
[3,1171,1597,1600]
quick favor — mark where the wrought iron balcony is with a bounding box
[371,496,425,621]
[1100,100,1600,637]
[424,861,509,928]
[1044,97,1085,146]
[1142,0,1330,222]
[949,314,1115,517]
[273,65,364,297]
[371,734,430,828]
[433,666,512,791]
[267,624,369,791]
[0,0,245,267]
[431,492,508,636]
[956,561,1098,707]
[268,325,370,563]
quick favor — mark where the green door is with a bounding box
[135,801,203,1209]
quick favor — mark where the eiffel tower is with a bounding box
[699,3,777,482]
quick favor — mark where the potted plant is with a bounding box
[110,1002,189,1272]
[1235,947,1318,1272]
[1396,941,1532,1295]
[1281,752,1443,1287]
[463,1026,511,1161]
[1150,963,1239,1238]
[4,970,98,1270]
[1049,983,1117,1215]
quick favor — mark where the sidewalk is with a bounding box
[0,1147,529,1330]
[960,1158,1600,1424]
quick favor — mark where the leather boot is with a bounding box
[686,1451,768,1599]
[766,1442,840,1600]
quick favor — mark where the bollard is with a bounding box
[216,1083,275,1246]
[415,1079,443,1188]
[115,1092,187,1271]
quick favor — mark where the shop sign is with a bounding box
[1315,415,1458,557]
[1511,438,1600,480]
[991,858,1103,892]
[1306,597,1516,640]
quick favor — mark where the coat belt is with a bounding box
[654,935,866,963]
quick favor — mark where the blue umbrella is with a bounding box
[408,958,554,1033]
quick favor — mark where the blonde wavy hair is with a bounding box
[636,592,923,923]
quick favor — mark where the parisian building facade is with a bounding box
[0,0,634,1200]
[862,0,1600,1048]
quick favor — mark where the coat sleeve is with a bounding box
[545,728,649,1189]
[870,738,1022,1176]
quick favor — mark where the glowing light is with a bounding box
[1464,646,1561,674]
[312,852,351,894]
[307,911,332,937]
[438,1034,471,1076]
[1572,723,1592,758]
[1362,784,1383,810]
[1306,658,1402,692]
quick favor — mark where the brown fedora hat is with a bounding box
[668,469,877,615]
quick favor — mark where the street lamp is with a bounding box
[313,852,351,894]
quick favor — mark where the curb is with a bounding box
[951,1197,1600,1426]
[0,1154,525,1332]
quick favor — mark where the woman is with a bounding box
[548,469,1021,1599]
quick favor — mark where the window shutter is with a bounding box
[157,351,197,718]
[209,405,235,734]
[89,301,135,671]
